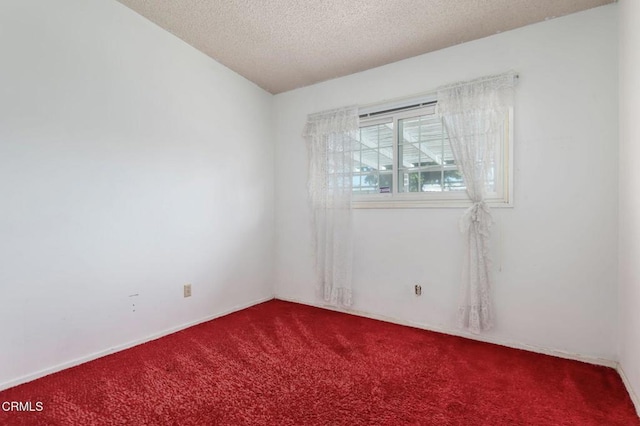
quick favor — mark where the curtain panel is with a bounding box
[437,72,517,333]
[304,106,359,307]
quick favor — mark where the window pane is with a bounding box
[352,149,362,172]
[361,149,379,171]
[420,116,445,142]
[354,122,393,194]
[362,172,378,193]
[352,174,362,191]
[420,142,443,166]
[400,116,424,143]
[399,170,422,193]
[378,124,393,148]
[379,173,392,193]
[420,171,442,192]
[443,143,455,165]
[359,125,379,149]
[443,170,465,191]
[397,113,470,194]
[399,144,420,168]
[379,147,394,171]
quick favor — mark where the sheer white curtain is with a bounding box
[437,72,516,333]
[304,106,359,307]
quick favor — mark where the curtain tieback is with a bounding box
[459,200,492,235]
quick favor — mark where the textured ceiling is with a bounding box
[116,0,614,94]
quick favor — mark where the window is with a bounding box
[352,101,512,208]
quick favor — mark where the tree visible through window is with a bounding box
[397,113,465,193]
[353,105,467,195]
[350,103,510,207]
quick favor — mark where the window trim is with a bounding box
[352,105,514,209]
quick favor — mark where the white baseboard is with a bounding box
[4,294,627,405]
[0,296,274,392]
[275,296,618,369]
[618,363,640,417]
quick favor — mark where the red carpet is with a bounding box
[0,300,637,425]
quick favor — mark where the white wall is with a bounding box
[619,0,640,413]
[0,0,624,394]
[0,0,274,388]
[274,5,618,362]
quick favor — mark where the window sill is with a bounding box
[352,198,513,209]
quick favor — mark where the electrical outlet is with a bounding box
[184,283,192,298]
[414,284,422,296]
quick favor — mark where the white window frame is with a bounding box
[353,102,514,209]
